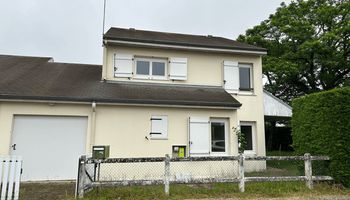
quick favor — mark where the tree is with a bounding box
[237,0,350,102]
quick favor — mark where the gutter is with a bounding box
[0,98,240,110]
[104,39,267,55]
[90,101,97,153]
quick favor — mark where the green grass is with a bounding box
[246,151,302,177]
[80,182,350,200]
[266,151,296,156]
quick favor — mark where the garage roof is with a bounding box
[0,55,241,109]
[104,27,267,54]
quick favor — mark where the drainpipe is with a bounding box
[90,101,97,154]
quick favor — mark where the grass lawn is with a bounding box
[20,151,340,199]
[20,182,350,200]
[80,182,350,200]
[20,181,350,200]
[20,181,76,200]
[246,151,302,177]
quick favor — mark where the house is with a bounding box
[0,27,267,181]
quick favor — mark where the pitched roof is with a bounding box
[103,27,266,53]
[0,55,241,108]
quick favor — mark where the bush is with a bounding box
[292,87,350,187]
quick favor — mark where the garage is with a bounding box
[10,115,88,181]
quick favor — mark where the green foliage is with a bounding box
[233,127,246,154]
[292,87,350,187]
[238,0,350,102]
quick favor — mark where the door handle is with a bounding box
[12,144,16,150]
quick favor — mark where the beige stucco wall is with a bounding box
[93,105,237,157]
[103,45,262,87]
[103,46,265,157]
[0,101,241,157]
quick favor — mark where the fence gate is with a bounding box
[0,156,22,200]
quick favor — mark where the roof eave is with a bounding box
[0,95,241,110]
[103,39,267,55]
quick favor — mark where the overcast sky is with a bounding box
[0,0,288,65]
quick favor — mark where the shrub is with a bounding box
[292,87,350,187]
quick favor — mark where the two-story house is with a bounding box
[0,27,267,181]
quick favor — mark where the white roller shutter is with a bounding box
[189,117,210,154]
[223,60,239,93]
[114,53,133,77]
[169,57,187,80]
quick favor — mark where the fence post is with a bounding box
[238,153,245,192]
[304,153,313,189]
[164,154,170,195]
[76,155,87,198]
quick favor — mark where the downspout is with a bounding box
[90,101,97,153]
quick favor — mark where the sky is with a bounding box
[0,0,289,65]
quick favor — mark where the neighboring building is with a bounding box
[263,90,293,151]
[263,90,292,119]
[0,27,267,181]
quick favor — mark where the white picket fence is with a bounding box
[0,156,22,200]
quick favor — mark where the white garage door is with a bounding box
[10,116,88,181]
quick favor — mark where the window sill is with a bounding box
[149,137,168,140]
[228,91,256,96]
[243,151,257,156]
[189,153,229,157]
[133,76,168,81]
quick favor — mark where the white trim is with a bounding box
[238,63,254,93]
[210,118,229,156]
[105,39,267,55]
[239,121,257,155]
[134,57,168,80]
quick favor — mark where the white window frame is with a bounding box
[134,57,168,80]
[238,63,254,93]
[239,121,257,155]
[150,115,168,140]
[210,118,229,156]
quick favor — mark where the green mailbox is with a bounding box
[92,145,110,159]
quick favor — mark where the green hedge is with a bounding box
[292,87,350,187]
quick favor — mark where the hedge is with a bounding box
[292,87,350,187]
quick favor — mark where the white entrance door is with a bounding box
[10,116,88,181]
[189,117,210,155]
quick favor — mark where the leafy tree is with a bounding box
[237,0,350,102]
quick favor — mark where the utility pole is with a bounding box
[102,0,107,46]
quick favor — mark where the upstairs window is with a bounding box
[135,58,167,80]
[239,63,253,91]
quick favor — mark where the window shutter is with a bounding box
[150,116,168,139]
[114,54,133,77]
[169,57,187,80]
[223,61,239,93]
[189,117,210,154]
